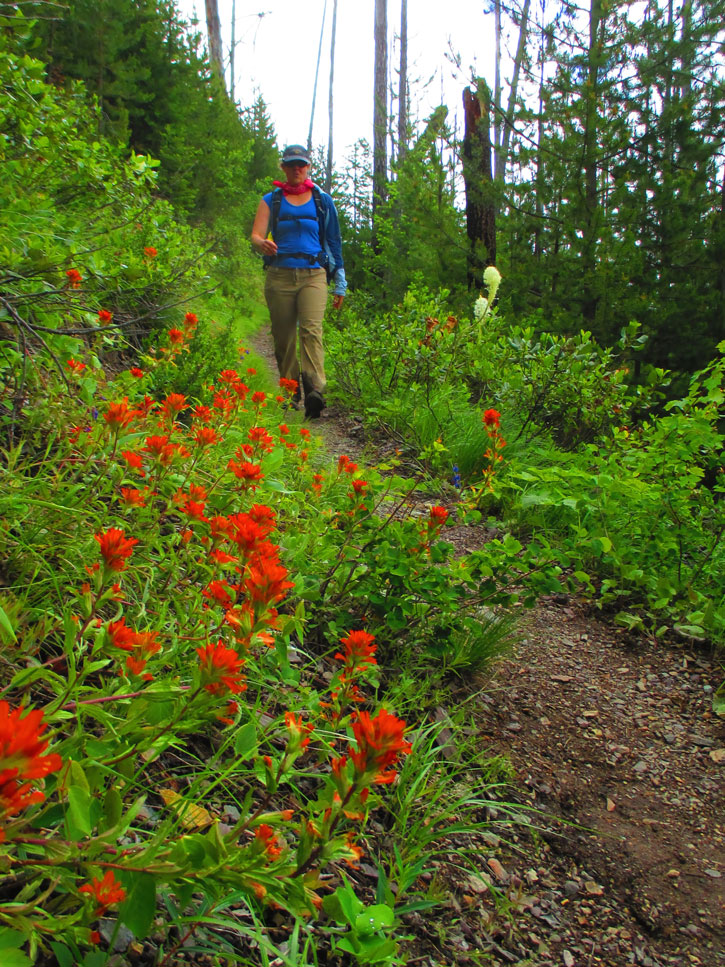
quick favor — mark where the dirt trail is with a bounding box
[253,325,724,966]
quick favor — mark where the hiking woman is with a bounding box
[251,144,347,419]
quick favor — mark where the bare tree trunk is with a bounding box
[533,22,545,260]
[325,0,338,192]
[398,0,408,162]
[582,0,603,324]
[679,0,692,100]
[498,0,531,182]
[308,0,328,152]
[230,0,236,102]
[493,0,502,178]
[205,0,224,83]
[372,0,388,248]
[462,84,496,288]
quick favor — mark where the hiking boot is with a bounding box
[304,390,326,419]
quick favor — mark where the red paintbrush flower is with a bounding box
[104,398,136,431]
[120,487,146,507]
[335,630,377,672]
[106,618,137,652]
[121,450,145,476]
[0,702,62,835]
[79,870,126,915]
[349,709,412,785]
[429,505,448,526]
[95,528,138,572]
[482,408,501,428]
[244,556,294,607]
[196,641,246,695]
[255,823,282,859]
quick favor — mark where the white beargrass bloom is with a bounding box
[473,296,489,321]
[483,265,502,303]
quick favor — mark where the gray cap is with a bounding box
[282,144,311,165]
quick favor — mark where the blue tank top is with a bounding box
[263,192,322,269]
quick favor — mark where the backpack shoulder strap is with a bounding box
[269,188,283,240]
[310,185,326,246]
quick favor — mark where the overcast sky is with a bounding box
[177,1,500,166]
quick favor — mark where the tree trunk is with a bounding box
[230,0,236,102]
[308,0,328,152]
[204,0,224,83]
[462,84,496,288]
[397,0,408,162]
[533,22,545,260]
[325,0,338,192]
[498,0,531,182]
[372,0,388,247]
[581,0,603,324]
[493,0,502,178]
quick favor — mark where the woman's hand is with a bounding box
[251,199,276,255]
[258,238,278,256]
[332,294,344,310]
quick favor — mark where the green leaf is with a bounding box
[101,787,123,831]
[49,943,74,967]
[119,872,157,939]
[0,952,32,967]
[0,930,26,951]
[355,903,395,936]
[234,722,257,758]
[67,785,92,837]
[0,605,17,643]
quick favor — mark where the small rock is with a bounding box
[584,880,604,896]
[704,869,721,878]
[563,951,575,967]
[633,760,649,774]
[487,857,508,881]
[709,748,725,764]
[563,880,580,897]
[690,734,714,747]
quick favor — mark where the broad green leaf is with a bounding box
[67,785,92,837]
[101,787,123,831]
[0,930,26,951]
[234,722,257,758]
[119,873,156,939]
[49,943,74,967]
[355,903,395,936]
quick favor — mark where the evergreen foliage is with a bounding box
[36,0,279,294]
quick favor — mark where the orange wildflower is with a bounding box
[79,871,126,916]
[196,641,246,695]
[350,709,412,785]
[94,528,138,572]
[0,702,62,836]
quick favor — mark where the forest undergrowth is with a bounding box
[2,10,724,966]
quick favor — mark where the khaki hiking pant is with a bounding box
[264,267,328,396]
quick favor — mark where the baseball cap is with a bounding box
[282,144,311,165]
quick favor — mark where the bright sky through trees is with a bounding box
[179,0,497,162]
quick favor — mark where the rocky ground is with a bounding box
[254,331,724,967]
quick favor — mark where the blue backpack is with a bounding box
[263,185,333,282]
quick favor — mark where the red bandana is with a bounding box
[272,178,315,196]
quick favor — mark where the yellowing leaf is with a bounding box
[159,788,213,830]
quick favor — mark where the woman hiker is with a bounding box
[251,144,347,419]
